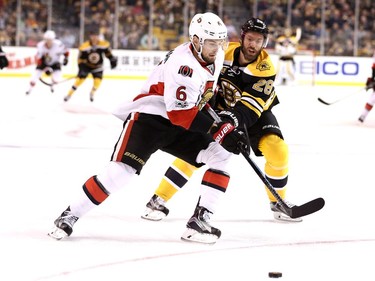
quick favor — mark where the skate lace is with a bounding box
[198,208,211,223]
[148,195,166,211]
[60,212,79,227]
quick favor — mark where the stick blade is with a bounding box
[290,197,325,218]
[317,97,332,105]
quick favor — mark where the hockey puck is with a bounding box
[268,272,282,278]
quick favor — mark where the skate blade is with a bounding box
[181,228,218,245]
[273,211,303,222]
[141,208,167,221]
[48,226,69,240]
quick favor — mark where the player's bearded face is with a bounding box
[241,31,264,62]
[201,39,226,64]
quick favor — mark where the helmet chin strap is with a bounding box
[192,41,207,63]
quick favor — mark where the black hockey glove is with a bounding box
[366,77,375,91]
[0,47,8,69]
[63,57,69,66]
[110,56,118,69]
[0,55,8,69]
[216,110,240,128]
[210,122,248,154]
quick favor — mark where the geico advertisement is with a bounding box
[0,46,372,85]
[269,54,371,85]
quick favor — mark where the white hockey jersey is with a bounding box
[36,39,68,65]
[275,35,298,58]
[114,42,224,129]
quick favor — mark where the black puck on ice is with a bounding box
[268,272,282,278]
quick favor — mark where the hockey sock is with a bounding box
[155,158,198,202]
[259,134,289,201]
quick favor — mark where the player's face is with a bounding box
[201,39,226,64]
[89,34,100,45]
[241,31,264,62]
[45,39,53,48]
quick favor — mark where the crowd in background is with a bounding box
[0,0,373,56]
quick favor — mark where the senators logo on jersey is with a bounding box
[178,65,193,77]
[197,80,214,110]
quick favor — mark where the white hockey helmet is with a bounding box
[43,30,56,41]
[189,12,227,44]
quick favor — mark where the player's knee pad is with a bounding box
[197,142,231,173]
[96,161,137,194]
[259,134,289,169]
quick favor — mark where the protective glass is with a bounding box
[203,39,229,51]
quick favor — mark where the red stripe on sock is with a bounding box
[202,169,230,190]
[84,176,109,204]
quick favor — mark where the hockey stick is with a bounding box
[39,67,105,87]
[317,87,368,106]
[204,104,325,219]
[39,75,75,87]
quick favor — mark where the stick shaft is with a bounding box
[317,87,367,106]
[204,104,290,210]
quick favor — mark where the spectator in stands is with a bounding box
[223,14,239,42]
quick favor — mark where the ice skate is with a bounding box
[181,206,221,244]
[141,194,169,221]
[48,207,79,240]
[358,115,366,123]
[270,201,303,222]
[63,94,71,102]
[89,92,94,102]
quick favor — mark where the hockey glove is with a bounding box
[110,56,118,69]
[0,55,8,69]
[216,110,240,128]
[366,77,375,91]
[210,122,248,154]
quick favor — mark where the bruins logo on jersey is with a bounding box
[256,61,271,71]
[88,52,100,64]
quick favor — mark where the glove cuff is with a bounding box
[217,110,239,127]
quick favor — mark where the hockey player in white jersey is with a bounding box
[275,27,301,86]
[26,30,69,95]
[48,12,247,244]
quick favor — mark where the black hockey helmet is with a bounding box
[87,26,100,36]
[240,18,269,47]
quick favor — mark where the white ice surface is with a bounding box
[0,77,374,281]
